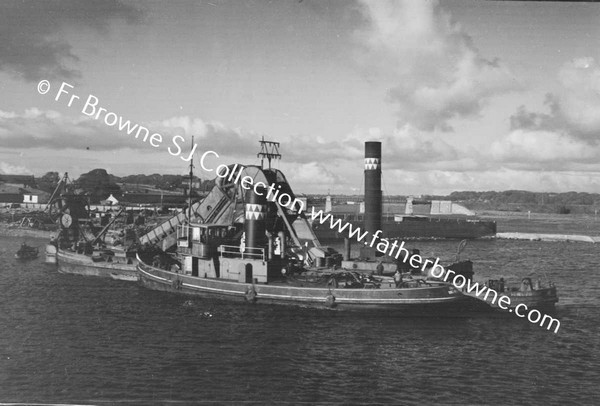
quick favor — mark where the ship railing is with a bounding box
[219,245,265,261]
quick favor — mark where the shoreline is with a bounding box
[3,211,600,243]
[0,223,55,240]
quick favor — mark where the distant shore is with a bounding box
[2,210,599,241]
[0,223,54,240]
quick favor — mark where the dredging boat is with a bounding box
[136,140,472,314]
[45,175,139,281]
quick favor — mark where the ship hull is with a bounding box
[314,217,497,241]
[57,249,138,281]
[137,257,473,315]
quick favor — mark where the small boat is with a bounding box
[477,277,559,311]
[15,243,39,260]
[423,253,558,312]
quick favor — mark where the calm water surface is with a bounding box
[1,236,599,405]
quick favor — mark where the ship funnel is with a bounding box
[364,141,382,236]
[244,185,267,249]
[361,141,382,259]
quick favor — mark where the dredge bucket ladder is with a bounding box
[138,185,235,250]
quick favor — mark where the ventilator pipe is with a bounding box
[344,238,351,261]
[267,231,273,260]
[278,231,286,258]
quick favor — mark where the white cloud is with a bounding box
[160,116,209,138]
[336,124,462,171]
[491,129,600,167]
[154,115,258,157]
[496,56,600,177]
[0,109,259,159]
[355,0,519,131]
[286,162,340,185]
[0,161,32,175]
[0,108,143,150]
[510,57,600,142]
[555,57,600,138]
[382,168,600,195]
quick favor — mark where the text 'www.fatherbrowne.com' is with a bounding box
[307,206,560,334]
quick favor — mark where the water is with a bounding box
[1,236,599,405]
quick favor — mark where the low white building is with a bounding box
[23,194,38,204]
[101,194,120,206]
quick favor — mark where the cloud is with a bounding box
[0,161,32,175]
[386,168,600,195]
[279,118,600,192]
[355,0,519,131]
[0,0,143,81]
[509,104,557,132]
[0,110,265,159]
[283,162,341,189]
[0,108,142,150]
[511,57,600,141]
[554,57,600,139]
[280,123,460,169]
[5,106,600,194]
[283,134,362,164]
[385,125,458,165]
[498,57,600,172]
[491,129,600,170]
[154,116,258,157]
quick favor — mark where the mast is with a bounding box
[257,136,281,169]
[45,172,69,215]
[188,135,194,223]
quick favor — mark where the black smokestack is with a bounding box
[364,141,382,237]
[245,185,267,249]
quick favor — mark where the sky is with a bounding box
[1,0,600,196]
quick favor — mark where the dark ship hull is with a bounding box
[313,216,496,241]
[137,255,472,315]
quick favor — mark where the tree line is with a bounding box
[35,169,214,203]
